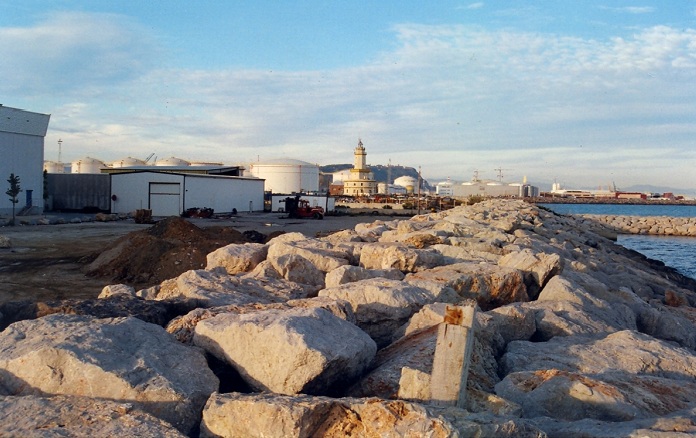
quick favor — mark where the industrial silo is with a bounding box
[43,161,65,174]
[248,158,319,194]
[155,157,190,166]
[111,157,147,168]
[71,157,106,174]
[394,175,418,194]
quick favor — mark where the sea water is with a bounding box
[539,203,696,280]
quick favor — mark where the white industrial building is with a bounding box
[0,105,50,215]
[110,171,265,217]
[248,158,320,194]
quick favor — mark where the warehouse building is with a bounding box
[0,105,50,215]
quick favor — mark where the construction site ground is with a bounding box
[0,212,386,304]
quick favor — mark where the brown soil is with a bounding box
[84,217,255,288]
[0,213,384,304]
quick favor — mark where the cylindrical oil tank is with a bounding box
[111,157,147,168]
[71,157,106,174]
[377,182,389,194]
[43,161,65,173]
[249,158,319,194]
[155,157,190,166]
[394,175,417,194]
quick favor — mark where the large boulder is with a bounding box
[193,307,376,395]
[153,268,314,307]
[501,330,696,379]
[267,236,350,273]
[318,278,449,347]
[498,249,563,297]
[0,394,185,437]
[201,392,538,438]
[166,297,356,344]
[0,314,219,434]
[496,369,696,422]
[205,242,267,274]
[325,265,404,288]
[404,262,529,310]
[359,242,444,272]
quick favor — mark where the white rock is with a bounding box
[0,314,219,434]
[205,242,267,275]
[404,262,529,311]
[193,307,376,395]
[98,283,136,299]
[0,394,186,437]
[359,242,444,272]
[200,392,460,438]
[154,268,313,307]
[0,235,11,248]
[325,265,404,288]
[319,278,444,347]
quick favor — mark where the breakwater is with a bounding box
[580,214,696,236]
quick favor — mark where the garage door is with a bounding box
[149,183,181,216]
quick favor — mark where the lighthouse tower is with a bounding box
[343,139,377,197]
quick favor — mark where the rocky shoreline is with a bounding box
[1,199,695,437]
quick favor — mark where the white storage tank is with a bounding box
[111,157,147,168]
[71,157,106,174]
[155,157,190,167]
[43,161,65,174]
[249,158,319,194]
[394,175,417,193]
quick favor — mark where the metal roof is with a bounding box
[0,105,50,137]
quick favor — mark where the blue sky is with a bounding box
[2,1,696,191]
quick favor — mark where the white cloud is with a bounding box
[5,13,696,189]
[0,12,159,94]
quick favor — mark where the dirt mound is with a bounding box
[85,217,260,288]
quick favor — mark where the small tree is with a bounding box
[6,173,22,226]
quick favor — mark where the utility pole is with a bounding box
[417,166,422,215]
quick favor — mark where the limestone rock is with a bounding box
[205,242,267,274]
[268,253,326,288]
[98,283,137,299]
[267,237,350,273]
[33,295,173,327]
[529,407,696,437]
[153,268,314,307]
[496,369,696,422]
[0,394,185,437]
[404,262,529,310]
[0,314,219,434]
[525,299,637,341]
[318,278,445,347]
[166,297,356,344]
[325,265,404,288]
[201,392,461,438]
[359,242,444,272]
[193,307,376,395]
[500,330,696,380]
[498,249,562,296]
[0,235,11,248]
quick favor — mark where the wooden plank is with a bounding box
[429,305,476,408]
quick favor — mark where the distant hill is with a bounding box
[320,164,433,190]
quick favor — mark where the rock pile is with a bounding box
[580,213,696,236]
[1,199,696,436]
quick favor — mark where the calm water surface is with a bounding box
[540,203,696,279]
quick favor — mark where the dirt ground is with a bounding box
[0,213,388,304]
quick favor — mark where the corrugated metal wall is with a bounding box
[46,174,110,211]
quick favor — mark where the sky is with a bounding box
[2,1,696,191]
